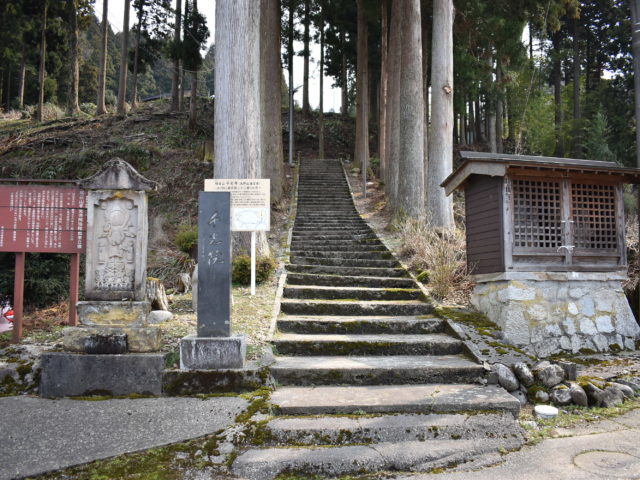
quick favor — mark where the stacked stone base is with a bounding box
[471,272,640,357]
[63,301,161,353]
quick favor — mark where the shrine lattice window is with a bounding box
[572,183,617,250]
[512,179,563,249]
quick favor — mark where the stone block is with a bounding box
[526,303,548,322]
[180,334,246,370]
[595,315,614,333]
[64,326,161,353]
[77,301,150,327]
[579,296,595,317]
[567,302,579,315]
[40,352,164,398]
[497,284,536,302]
[578,318,597,335]
[147,310,174,324]
[569,288,586,299]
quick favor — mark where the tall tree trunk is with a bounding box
[17,47,25,109]
[287,0,294,165]
[354,0,369,183]
[475,97,483,142]
[552,30,564,157]
[117,0,131,116]
[3,68,11,111]
[36,1,47,122]
[96,0,109,115]
[468,97,475,144]
[496,56,503,153]
[66,0,80,116]
[302,0,310,114]
[378,0,389,183]
[215,0,268,255]
[340,30,348,116]
[180,0,187,113]
[572,17,581,158]
[170,0,182,112]
[131,4,144,110]
[632,0,640,167]
[427,0,454,228]
[422,3,430,191]
[460,109,467,145]
[385,0,402,208]
[189,70,198,128]
[260,0,284,201]
[396,0,424,217]
[319,22,325,159]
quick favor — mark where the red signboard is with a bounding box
[0,185,87,253]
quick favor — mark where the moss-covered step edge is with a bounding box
[282,286,424,302]
[276,315,444,335]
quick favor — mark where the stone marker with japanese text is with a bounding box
[179,192,245,369]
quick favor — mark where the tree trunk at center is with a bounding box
[397,0,425,218]
[116,0,131,116]
[214,0,269,256]
[426,0,454,228]
[354,0,369,175]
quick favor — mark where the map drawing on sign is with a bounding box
[204,178,270,232]
[234,207,269,231]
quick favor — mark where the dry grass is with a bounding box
[398,217,472,302]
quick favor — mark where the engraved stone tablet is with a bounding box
[197,192,232,337]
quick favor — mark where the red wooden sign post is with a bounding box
[0,183,87,343]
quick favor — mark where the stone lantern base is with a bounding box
[471,272,640,357]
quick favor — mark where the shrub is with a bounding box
[174,225,198,255]
[232,255,276,286]
[398,218,469,301]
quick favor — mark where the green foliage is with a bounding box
[0,253,76,309]
[232,255,277,286]
[174,225,198,254]
[584,111,617,163]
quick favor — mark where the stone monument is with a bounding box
[180,192,246,369]
[63,158,160,353]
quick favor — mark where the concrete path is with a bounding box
[405,408,640,480]
[0,395,247,480]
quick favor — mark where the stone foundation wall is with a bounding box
[471,273,640,357]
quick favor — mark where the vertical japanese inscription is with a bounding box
[198,192,232,337]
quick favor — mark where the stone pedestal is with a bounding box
[471,272,640,357]
[180,335,246,369]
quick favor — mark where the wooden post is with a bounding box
[12,252,25,343]
[68,253,80,326]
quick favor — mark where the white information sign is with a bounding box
[204,179,270,232]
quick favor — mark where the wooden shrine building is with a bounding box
[442,152,640,356]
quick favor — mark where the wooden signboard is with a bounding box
[0,184,87,342]
[0,185,87,253]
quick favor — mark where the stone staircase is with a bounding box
[232,159,522,479]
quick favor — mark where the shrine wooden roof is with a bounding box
[442,151,640,195]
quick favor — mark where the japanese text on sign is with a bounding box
[204,179,270,232]
[0,185,87,253]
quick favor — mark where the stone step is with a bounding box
[272,332,461,356]
[293,224,370,231]
[288,250,392,260]
[292,228,373,235]
[287,245,384,253]
[283,285,423,301]
[285,273,416,288]
[233,436,524,480]
[290,238,383,246]
[276,315,443,334]
[263,412,520,446]
[285,264,409,278]
[233,435,525,480]
[290,235,379,243]
[271,384,521,416]
[270,355,483,385]
[280,299,432,317]
[289,257,400,268]
[293,221,367,227]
